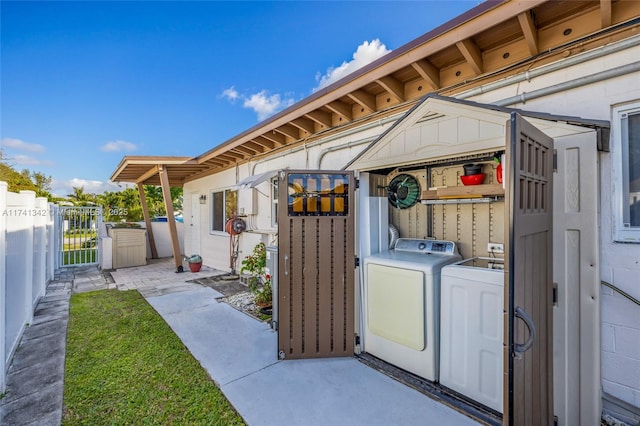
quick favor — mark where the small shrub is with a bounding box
[240,242,272,306]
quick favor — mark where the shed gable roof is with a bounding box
[345,94,610,172]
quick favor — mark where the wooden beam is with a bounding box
[158,165,183,272]
[376,75,405,101]
[600,0,612,28]
[325,100,352,121]
[290,117,315,135]
[136,165,160,184]
[456,38,483,75]
[260,131,287,146]
[347,90,377,112]
[517,11,539,55]
[251,137,276,150]
[304,110,332,127]
[203,158,228,167]
[234,145,260,155]
[273,123,300,140]
[217,153,240,163]
[137,182,158,259]
[411,59,440,89]
[245,141,266,153]
[222,151,245,160]
[229,148,249,158]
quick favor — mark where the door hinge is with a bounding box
[553,149,558,173]
[355,335,360,346]
[554,415,558,426]
[355,178,360,189]
[355,257,360,268]
[553,283,558,306]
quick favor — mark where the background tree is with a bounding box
[95,186,182,223]
[67,186,97,206]
[0,149,55,200]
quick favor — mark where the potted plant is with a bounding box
[240,242,272,308]
[187,254,202,272]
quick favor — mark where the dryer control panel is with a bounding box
[393,238,458,255]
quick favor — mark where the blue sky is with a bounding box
[1,1,475,197]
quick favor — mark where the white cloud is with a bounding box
[100,140,137,152]
[243,91,295,122]
[222,86,240,102]
[222,87,296,122]
[11,154,54,166]
[222,39,389,122]
[50,178,127,198]
[1,137,46,153]
[314,39,391,91]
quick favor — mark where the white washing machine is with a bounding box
[440,257,504,413]
[363,238,461,381]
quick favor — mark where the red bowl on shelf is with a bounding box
[460,173,485,185]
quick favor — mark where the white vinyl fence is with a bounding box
[0,182,56,393]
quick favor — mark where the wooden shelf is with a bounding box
[421,184,505,201]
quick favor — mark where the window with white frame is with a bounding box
[613,102,640,242]
[271,177,278,228]
[211,189,237,232]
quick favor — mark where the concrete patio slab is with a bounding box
[145,286,479,426]
[146,288,277,386]
[223,357,478,426]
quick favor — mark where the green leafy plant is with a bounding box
[253,274,272,306]
[240,242,272,306]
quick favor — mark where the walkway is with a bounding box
[0,259,480,426]
[0,267,96,425]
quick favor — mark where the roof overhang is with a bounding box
[109,0,636,185]
[110,156,206,187]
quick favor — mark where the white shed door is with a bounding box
[552,133,600,426]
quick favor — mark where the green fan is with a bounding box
[387,174,421,209]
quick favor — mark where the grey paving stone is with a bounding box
[0,382,63,426]
[21,321,68,342]
[3,357,64,404]
[30,311,68,326]
[33,304,68,317]
[8,334,66,373]
[35,299,68,310]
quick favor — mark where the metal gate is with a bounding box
[56,206,102,267]
[277,170,355,359]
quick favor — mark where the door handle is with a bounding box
[284,254,289,276]
[514,306,536,356]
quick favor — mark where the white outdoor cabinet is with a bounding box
[108,227,147,269]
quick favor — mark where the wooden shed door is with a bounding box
[504,113,554,425]
[277,170,355,359]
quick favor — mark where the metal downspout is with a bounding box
[495,61,640,106]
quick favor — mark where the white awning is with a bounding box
[233,170,279,190]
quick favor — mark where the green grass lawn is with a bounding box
[63,290,245,425]
[62,249,97,265]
